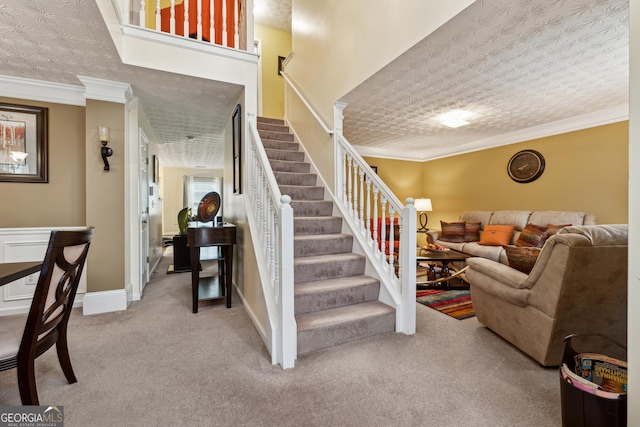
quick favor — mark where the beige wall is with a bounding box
[85,100,126,292]
[255,24,291,120]
[288,0,476,126]
[0,97,86,228]
[161,166,223,236]
[366,121,629,247]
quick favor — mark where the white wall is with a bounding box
[287,0,476,126]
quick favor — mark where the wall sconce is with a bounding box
[98,126,113,171]
[414,198,433,232]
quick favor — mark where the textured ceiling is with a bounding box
[341,0,629,160]
[0,0,243,169]
[0,0,629,169]
[254,0,292,32]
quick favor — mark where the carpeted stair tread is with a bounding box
[290,200,334,216]
[257,117,284,125]
[259,130,294,142]
[263,139,299,152]
[275,172,317,186]
[257,122,290,133]
[296,301,396,355]
[269,159,310,173]
[265,148,305,162]
[294,216,343,235]
[295,275,380,315]
[294,253,365,283]
[280,185,324,201]
[294,233,353,257]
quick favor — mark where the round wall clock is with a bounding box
[507,149,545,183]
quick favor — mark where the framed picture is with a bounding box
[153,154,159,184]
[232,104,242,194]
[278,56,285,76]
[371,166,378,174]
[0,103,48,183]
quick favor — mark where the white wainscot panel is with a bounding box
[0,227,88,316]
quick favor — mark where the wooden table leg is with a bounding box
[190,246,200,313]
[224,245,233,308]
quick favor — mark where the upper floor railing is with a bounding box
[130,0,247,50]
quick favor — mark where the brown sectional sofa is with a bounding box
[426,210,597,264]
[465,224,628,366]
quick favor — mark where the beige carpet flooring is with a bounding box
[0,248,562,426]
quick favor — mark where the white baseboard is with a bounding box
[82,289,129,315]
[234,282,269,346]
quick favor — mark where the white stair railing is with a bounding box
[246,115,296,369]
[135,0,242,49]
[282,74,417,335]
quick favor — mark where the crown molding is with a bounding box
[355,104,629,162]
[77,76,133,103]
[0,74,86,106]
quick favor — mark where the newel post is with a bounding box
[399,197,417,334]
[279,195,296,368]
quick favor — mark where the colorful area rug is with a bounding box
[416,289,475,320]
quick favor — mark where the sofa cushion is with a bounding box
[516,223,548,248]
[440,221,466,243]
[464,222,481,242]
[462,242,504,262]
[489,210,531,231]
[503,245,541,274]
[460,211,493,228]
[478,224,516,246]
[528,211,587,227]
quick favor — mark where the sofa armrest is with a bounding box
[466,257,530,307]
[426,230,440,244]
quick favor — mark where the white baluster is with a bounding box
[155,0,161,31]
[388,207,396,270]
[170,0,176,34]
[210,0,215,44]
[365,177,372,242]
[222,0,228,46]
[184,0,189,38]
[380,197,387,264]
[359,168,365,230]
[234,0,239,48]
[373,187,379,250]
[352,163,358,222]
[140,0,146,28]
[341,150,347,205]
[197,0,202,40]
[347,156,353,213]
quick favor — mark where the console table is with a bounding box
[187,223,237,313]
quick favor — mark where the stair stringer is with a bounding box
[284,120,405,328]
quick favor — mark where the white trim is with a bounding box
[82,289,129,315]
[0,74,86,106]
[235,282,267,343]
[355,104,629,162]
[77,76,133,103]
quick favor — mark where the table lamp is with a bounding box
[414,198,433,232]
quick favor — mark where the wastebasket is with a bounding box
[560,334,627,427]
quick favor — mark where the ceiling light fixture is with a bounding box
[437,109,473,128]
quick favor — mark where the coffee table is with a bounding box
[416,249,470,290]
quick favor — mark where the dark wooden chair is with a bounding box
[0,227,93,405]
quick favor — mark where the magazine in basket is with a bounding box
[574,353,627,394]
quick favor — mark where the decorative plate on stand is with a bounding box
[197,192,221,223]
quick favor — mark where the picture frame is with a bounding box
[0,103,48,183]
[232,104,242,194]
[278,56,285,76]
[153,154,159,184]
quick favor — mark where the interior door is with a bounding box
[139,128,150,292]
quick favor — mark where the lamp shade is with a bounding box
[414,198,433,212]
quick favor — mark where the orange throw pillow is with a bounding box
[478,224,516,246]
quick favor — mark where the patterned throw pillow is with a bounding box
[464,222,481,242]
[516,223,548,248]
[547,223,571,237]
[503,245,542,274]
[478,224,516,246]
[440,221,466,243]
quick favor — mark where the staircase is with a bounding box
[256,116,396,355]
